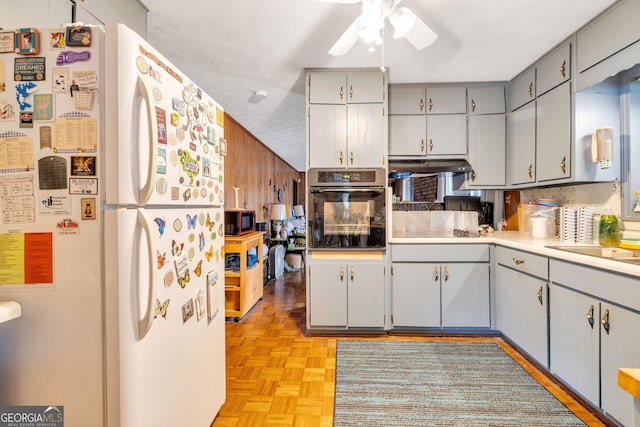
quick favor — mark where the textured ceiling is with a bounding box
[145,0,617,171]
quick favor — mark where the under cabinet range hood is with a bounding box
[388,158,472,176]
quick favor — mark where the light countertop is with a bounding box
[390,231,640,277]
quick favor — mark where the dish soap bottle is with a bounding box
[599,208,620,247]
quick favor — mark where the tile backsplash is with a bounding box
[521,181,621,215]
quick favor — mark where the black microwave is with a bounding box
[224,210,256,236]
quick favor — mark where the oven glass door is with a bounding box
[308,187,386,250]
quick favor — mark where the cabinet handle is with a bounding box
[349,85,353,101]
[586,304,594,329]
[340,266,344,282]
[429,139,433,152]
[350,266,354,282]
[433,266,439,282]
[601,309,610,335]
[471,99,476,113]
[339,150,343,165]
[537,286,543,305]
[528,82,533,98]
[505,194,512,205]
[560,156,566,174]
[340,86,344,101]
[471,170,476,182]
[443,266,448,282]
[420,139,425,152]
[527,164,533,179]
[512,257,524,265]
[560,60,566,79]
[419,98,424,112]
[429,98,433,112]
[350,151,354,165]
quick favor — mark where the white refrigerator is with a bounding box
[0,24,226,426]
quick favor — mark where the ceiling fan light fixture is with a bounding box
[358,27,382,45]
[361,0,385,28]
[389,6,416,39]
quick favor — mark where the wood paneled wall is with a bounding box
[223,113,306,223]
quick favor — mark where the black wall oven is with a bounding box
[307,168,386,251]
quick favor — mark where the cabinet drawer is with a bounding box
[392,244,489,262]
[495,246,548,279]
[550,259,640,312]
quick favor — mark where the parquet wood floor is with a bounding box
[211,270,611,427]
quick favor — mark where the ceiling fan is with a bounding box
[324,0,438,56]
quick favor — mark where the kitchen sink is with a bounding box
[546,245,640,262]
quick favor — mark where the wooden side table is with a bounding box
[224,231,264,321]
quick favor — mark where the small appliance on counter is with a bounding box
[225,209,256,236]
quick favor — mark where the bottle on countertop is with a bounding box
[599,207,620,247]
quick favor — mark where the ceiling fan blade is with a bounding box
[403,15,437,50]
[328,17,362,56]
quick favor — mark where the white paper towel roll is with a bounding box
[531,217,548,238]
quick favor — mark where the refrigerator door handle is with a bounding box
[137,208,157,339]
[136,76,158,206]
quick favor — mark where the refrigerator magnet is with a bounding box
[195,289,205,321]
[0,31,14,53]
[157,250,166,269]
[154,298,169,319]
[182,299,194,323]
[65,26,91,47]
[15,28,39,55]
[49,31,65,49]
[164,270,174,287]
[81,197,96,220]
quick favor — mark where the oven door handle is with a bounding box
[310,187,385,194]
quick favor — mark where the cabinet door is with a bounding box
[496,266,548,367]
[308,104,347,168]
[347,103,386,167]
[468,114,506,187]
[346,70,385,103]
[576,0,640,73]
[426,115,467,156]
[391,263,440,327]
[508,102,536,185]
[537,41,571,96]
[308,263,347,327]
[441,263,490,328]
[536,82,571,182]
[389,115,427,156]
[509,68,536,111]
[308,72,346,104]
[600,304,640,427]
[348,263,385,328]
[389,87,426,114]
[468,87,506,115]
[549,284,599,405]
[426,87,467,114]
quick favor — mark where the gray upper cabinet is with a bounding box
[576,0,640,91]
[308,72,346,104]
[308,70,385,104]
[509,68,536,112]
[577,0,640,73]
[389,87,426,114]
[468,87,506,114]
[426,87,467,114]
[537,42,571,96]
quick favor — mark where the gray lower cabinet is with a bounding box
[550,259,640,427]
[495,246,549,368]
[307,257,385,329]
[390,244,490,329]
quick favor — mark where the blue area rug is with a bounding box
[334,341,585,426]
